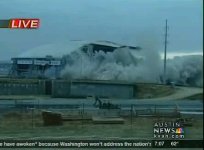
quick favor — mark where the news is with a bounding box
[0,0,203,149]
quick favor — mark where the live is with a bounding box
[11,19,39,29]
